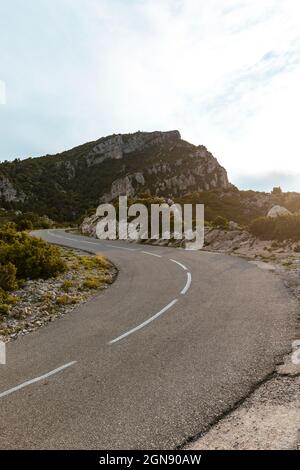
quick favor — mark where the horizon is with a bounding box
[1,0,300,192]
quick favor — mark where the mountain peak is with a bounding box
[86,130,181,165]
[0,130,229,220]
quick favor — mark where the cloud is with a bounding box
[0,80,5,105]
[0,0,300,192]
[235,172,300,192]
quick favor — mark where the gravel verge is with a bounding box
[0,247,117,342]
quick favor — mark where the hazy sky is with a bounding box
[0,0,300,191]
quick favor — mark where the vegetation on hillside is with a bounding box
[0,209,53,230]
[249,215,300,241]
[175,188,300,225]
[0,132,227,221]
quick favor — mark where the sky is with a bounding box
[0,0,300,192]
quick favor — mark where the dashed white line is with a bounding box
[142,251,162,258]
[0,361,77,399]
[45,232,193,344]
[108,299,178,344]
[180,272,192,295]
[169,259,188,271]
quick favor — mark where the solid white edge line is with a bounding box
[181,272,192,295]
[0,361,77,399]
[108,299,178,345]
[141,251,162,258]
[169,259,188,271]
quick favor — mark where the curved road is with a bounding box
[0,229,296,449]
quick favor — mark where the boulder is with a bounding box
[267,205,291,218]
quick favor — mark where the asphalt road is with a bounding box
[0,229,296,449]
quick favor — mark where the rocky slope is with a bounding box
[0,130,229,220]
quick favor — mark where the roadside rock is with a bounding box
[267,205,291,218]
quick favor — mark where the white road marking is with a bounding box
[0,361,77,399]
[181,272,192,295]
[169,259,188,271]
[107,244,138,252]
[44,231,194,343]
[108,299,178,344]
[47,231,140,251]
[141,251,162,258]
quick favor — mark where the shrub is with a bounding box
[94,255,109,270]
[213,216,229,229]
[16,219,33,231]
[249,215,300,241]
[294,245,300,253]
[62,280,74,291]
[82,277,103,289]
[0,302,9,315]
[0,223,18,243]
[14,212,52,231]
[249,216,275,240]
[56,295,78,305]
[0,225,66,282]
[0,287,16,315]
[0,262,17,291]
[79,255,108,270]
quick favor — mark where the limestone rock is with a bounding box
[0,130,230,218]
[0,174,25,202]
[267,205,291,218]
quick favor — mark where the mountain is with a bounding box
[0,130,230,221]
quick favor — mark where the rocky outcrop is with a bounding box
[86,130,181,167]
[81,214,100,237]
[267,205,291,218]
[0,129,230,219]
[100,172,146,203]
[0,174,25,202]
[94,134,230,203]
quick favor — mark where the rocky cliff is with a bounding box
[0,130,230,220]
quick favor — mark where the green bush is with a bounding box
[249,215,300,241]
[213,216,229,229]
[13,212,52,231]
[0,225,66,284]
[0,287,15,315]
[83,277,103,289]
[0,302,9,315]
[0,262,17,291]
[56,295,78,305]
[15,218,33,231]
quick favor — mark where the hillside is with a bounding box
[0,130,229,221]
[175,187,300,225]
